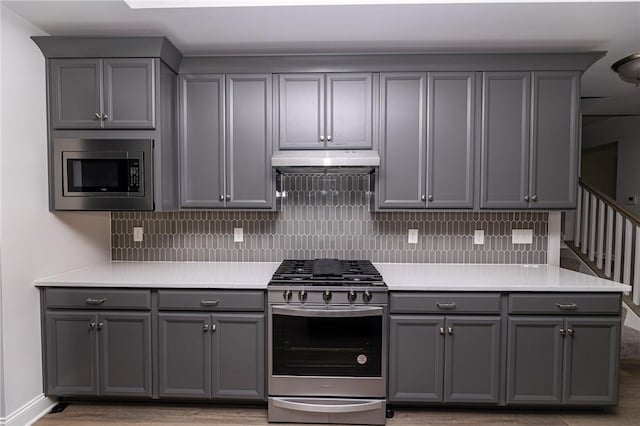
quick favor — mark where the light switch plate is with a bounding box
[408,229,418,244]
[133,227,143,242]
[512,229,533,245]
[234,227,244,243]
[474,230,485,245]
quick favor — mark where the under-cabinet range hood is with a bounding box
[271,150,380,174]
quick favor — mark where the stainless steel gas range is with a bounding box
[267,259,388,425]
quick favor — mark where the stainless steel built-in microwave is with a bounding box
[52,139,153,211]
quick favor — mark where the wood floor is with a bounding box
[36,361,640,426]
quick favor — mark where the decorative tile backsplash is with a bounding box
[112,175,548,263]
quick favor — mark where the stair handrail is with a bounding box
[579,178,640,228]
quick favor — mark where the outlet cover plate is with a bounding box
[408,229,418,244]
[133,227,143,242]
[512,229,533,245]
[474,230,485,245]
[234,227,244,243]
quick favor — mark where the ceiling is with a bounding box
[4,0,640,115]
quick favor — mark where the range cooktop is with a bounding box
[270,259,385,286]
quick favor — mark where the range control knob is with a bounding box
[363,291,372,303]
[348,290,357,303]
[298,290,307,302]
[283,290,292,302]
[323,290,332,303]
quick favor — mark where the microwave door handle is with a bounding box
[272,305,383,318]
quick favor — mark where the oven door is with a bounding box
[268,305,386,398]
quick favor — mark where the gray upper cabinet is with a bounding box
[225,74,273,209]
[180,74,273,209]
[481,71,580,209]
[378,72,427,209]
[49,58,156,129]
[180,74,225,208]
[278,73,373,149]
[480,72,531,209]
[426,72,475,208]
[530,71,580,209]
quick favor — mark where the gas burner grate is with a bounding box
[271,259,383,284]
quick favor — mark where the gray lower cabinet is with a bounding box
[278,73,373,149]
[388,314,501,404]
[45,311,152,397]
[180,73,273,209]
[480,71,579,209]
[49,58,156,129]
[506,316,620,405]
[158,312,265,401]
[378,72,475,209]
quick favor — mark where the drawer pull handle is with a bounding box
[436,302,456,309]
[86,298,106,305]
[201,299,220,306]
[556,303,577,311]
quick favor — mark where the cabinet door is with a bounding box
[158,313,212,398]
[49,59,102,129]
[378,73,427,209]
[530,71,580,209]
[426,72,475,208]
[180,75,225,208]
[211,313,265,401]
[563,317,620,405]
[326,73,372,149]
[278,74,325,149]
[98,312,152,397]
[225,74,273,209]
[388,315,444,403]
[480,72,531,209]
[103,58,156,129]
[45,312,98,396]
[444,316,501,404]
[506,317,564,405]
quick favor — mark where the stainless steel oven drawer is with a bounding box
[157,290,264,311]
[390,292,501,314]
[508,293,621,314]
[268,397,386,426]
[45,288,151,310]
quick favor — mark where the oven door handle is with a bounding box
[272,398,384,414]
[272,305,383,318]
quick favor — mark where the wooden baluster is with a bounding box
[589,193,597,262]
[581,188,590,255]
[605,205,614,278]
[596,200,605,270]
[575,187,582,248]
[614,212,623,282]
[634,226,640,305]
[624,218,633,287]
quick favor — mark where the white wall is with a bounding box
[582,115,640,216]
[0,5,111,424]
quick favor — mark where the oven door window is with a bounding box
[272,313,382,377]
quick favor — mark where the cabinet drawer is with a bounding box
[508,293,621,314]
[45,288,151,310]
[157,290,265,311]
[390,292,501,314]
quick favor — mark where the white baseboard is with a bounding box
[0,394,56,426]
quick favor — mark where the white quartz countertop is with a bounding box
[374,263,632,292]
[34,261,280,289]
[34,261,631,292]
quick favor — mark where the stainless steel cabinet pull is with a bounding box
[211,324,217,332]
[421,195,426,201]
[567,328,575,336]
[436,302,456,310]
[560,328,566,336]
[225,195,231,201]
[218,195,224,201]
[439,327,445,335]
[531,195,538,202]
[97,322,104,330]
[556,303,577,311]
[200,299,220,306]
[203,324,209,332]
[94,112,102,120]
[320,135,325,142]
[102,113,109,120]
[89,322,96,329]
[86,298,106,305]
[327,135,332,142]
[524,195,530,201]
[447,327,453,335]
[428,195,433,201]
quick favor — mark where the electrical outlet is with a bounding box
[133,227,143,242]
[474,229,485,245]
[234,227,244,243]
[408,229,418,244]
[512,229,533,245]
[625,195,637,205]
